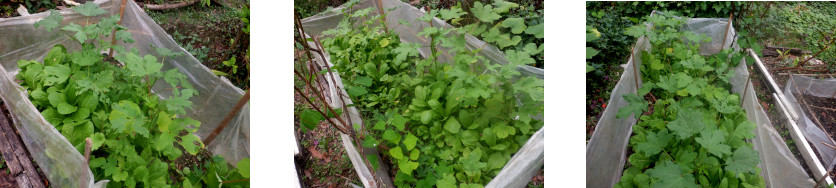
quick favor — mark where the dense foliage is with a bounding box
[318,0,544,187]
[769,2,836,63]
[615,14,765,188]
[24,3,248,187]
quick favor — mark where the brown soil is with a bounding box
[294,49,360,188]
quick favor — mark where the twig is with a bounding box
[142,0,202,10]
[740,73,752,108]
[789,74,830,139]
[204,90,249,146]
[823,142,836,150]
[814,169,833,188]
[221,178,249,183]
[107,0,127,58]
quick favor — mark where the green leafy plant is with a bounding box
[21,3,245,187]
[614,14,764,188]
[319,0,544,187]
[458,0,544,67]
[587,25,600,73]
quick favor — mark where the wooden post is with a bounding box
[203,90,250,146]
[108,0,129,58]
[376,0,388,32]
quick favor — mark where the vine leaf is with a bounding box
[668,109,705,139]
[34,11,63,31]
[501,18,527,34]
[695,129,731,158]
[73,2,108,16]
[635,129,671,156]
[403,133,418,150]
[525,23,544,38]
[616,93,648,119]
[439,7,465,20]
[389,146,404,160]
[725,147,759,176]
[646,161,698,188]
[471,2,501,23]
[178,134,203,155]
[491,0,519,14]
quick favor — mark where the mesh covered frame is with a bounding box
[0,0,249,186]
[301,0,544,187]
[586,11,815,188]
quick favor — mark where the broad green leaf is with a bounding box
[57,102,78,115]
[299,109,322,131]
[347,86,368,97]
[491,0,519,13]
[73,2,107,16]
[403,133,418,150]
[379,38,390,47]
[696,129,732,158]
[525,23,544,38]
[443,117,461,133]
[108,100,145,134]
[628,153,653,169]
[355,76,373,87]
[733,121,756,139]
[43,64,71,86]
[34,11,62,31]
[44,45,67,66]
[488,152,507,170]
[647,161,698,188]
[436,174,457,188]
[237,158,250,178]
[71,49,101,66]
[382,129,401,143]
[363,137,379,148]
[420,110,433,124]
[501,18,527,34]
[668,109,705,139]
[493,122,515,139]
[462,149,487,177]
[636,129,671,156]
[367,154,380,170]
[157,111,172,133]
[390,146,404,160]
[115,30,134,43]
[373,120,386,130]
[439,7,465,20]
[90,132,105,151]
[62,23,87,43]
[616,93,648,119]
[399,160,419,175]
[725,147,759,175]
[471,2,501,23]
[586,47,599,59]
[179,134,203,155]
[47,91,66,107]
[392,114,407,131]
[410,149,419,160]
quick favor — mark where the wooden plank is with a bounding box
[774,93,833,185]
[0,117,22,176]
[0,106,45,188]
[750,49,800,121]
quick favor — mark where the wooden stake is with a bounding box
[741,73,752,108]
[815,169,833,188]
[84,138,92,163]
[376,0,388,32]
[721,12,733,48]
[203,90,249,146]
[108,0,129,58]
